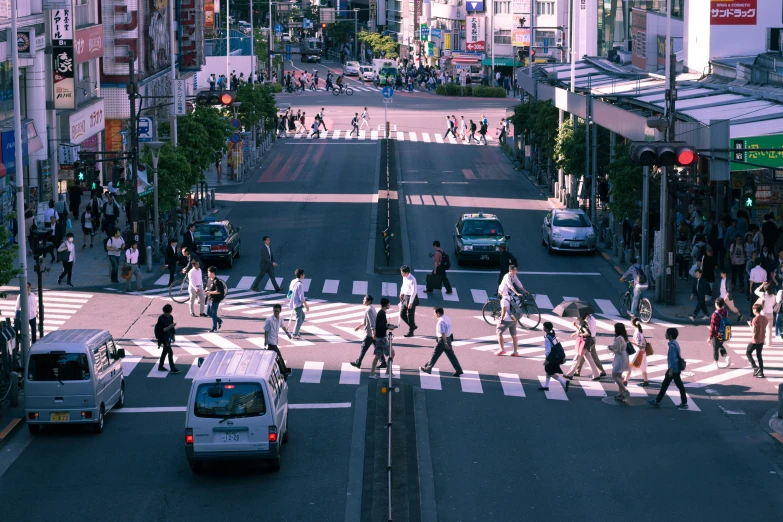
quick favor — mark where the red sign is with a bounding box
[466,42,485,51]
[179,0,205,71]
[75,24,104,63]
[204,0,214,29]
[710,0,757,25]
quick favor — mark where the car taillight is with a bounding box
[185,428,194,445]
[28,412,39,420]
[268,426,278,443]
[210,245,229,252]
[81,411,93,419]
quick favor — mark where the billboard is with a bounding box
[710,0,757,25]
[101,0,142,83]
[204,0,214,29]
[145,0,173,74]
[180,0,206,71]
[51,5,76,110]
[75,24,104,63]
[69,99,105,144]
[466,15,485,51]
[512,28,530,47]
[732,134,783,171]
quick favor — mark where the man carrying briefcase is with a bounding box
[425,241,453,294]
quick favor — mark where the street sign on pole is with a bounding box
[383,98,392,104]
[138,117,153,142]
[382,86,394,98]
[274,23,283,34]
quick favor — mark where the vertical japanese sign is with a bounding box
[51,2,76,110]
[173,79,187,115]
[179,0,206,71]
[710,0,757,25]
[466,15,485,51]
[204,0,214,29]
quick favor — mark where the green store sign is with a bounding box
[732,134,783,171]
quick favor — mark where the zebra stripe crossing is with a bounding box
[0,290,93,333]
[285,129,498,145]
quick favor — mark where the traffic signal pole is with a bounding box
[660,1,676,305]
[129,53,140,227]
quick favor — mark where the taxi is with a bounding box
[193,217,242,269]
[452,212,510,265]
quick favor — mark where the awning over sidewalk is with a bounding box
[451,57,480,64]
[481,57,521,67]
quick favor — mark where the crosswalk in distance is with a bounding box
[119,356,701,410]
[0,290,92,333]
[278,84,384,94]
[282,129,499,146]
[726,324,783,389]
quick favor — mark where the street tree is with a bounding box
[512,100,559,161]
[234,83,278,131]
[138,143,195,211]
[192,106,233,158]
[555,117,611,180]
[0,219,20,296]
[607,141,653,221]
[357,31,398,59]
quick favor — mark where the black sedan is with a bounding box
[193,218,242,269]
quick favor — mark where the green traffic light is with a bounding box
[745,197,754,207]
[77,173,85,181]
[91,181,98,190]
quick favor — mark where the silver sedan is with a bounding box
[542,209,597,254]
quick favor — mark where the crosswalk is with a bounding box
[281,129,499,146]
[726,324,783,390]
[0,290,93,333]
[278,84,386,94]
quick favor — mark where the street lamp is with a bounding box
[146,141,165,262]
[354,8,360,62]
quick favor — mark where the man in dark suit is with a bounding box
[181,223,197,253]
[252,235,281,292]
[163,238,179,286]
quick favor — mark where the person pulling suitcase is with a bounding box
[424,240,452,294]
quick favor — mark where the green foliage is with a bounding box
[555,119,585,177]
[234,83,278,131]
[471,86,506,98]
[435,84,505,97]
[324,21,355,44]
[138,144,195,211]
[357,31,398,59]
[607,141,651,221]
[512,100,559,160]
[266,83,283,93]
[192,107,233,156]
[177,115,213,182]
[0,224,20,291]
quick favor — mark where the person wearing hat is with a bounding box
[700,244,717,295]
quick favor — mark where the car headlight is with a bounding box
[463,245,473,251]
[586,232,596,239]
[552,231,562,238]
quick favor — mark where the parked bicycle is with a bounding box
[618,281,653,323]
[332,85,354,96]
[482,292,541,330]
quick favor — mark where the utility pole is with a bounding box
[268,0,273,81]
[585,94,591,217]
[170,0,178,146]
[660,0,676,305]
[10,11,30,359]
[128,52,140,227]
[250,0,255,86]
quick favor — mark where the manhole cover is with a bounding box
[224,334,246,340]
[601,396,648,407]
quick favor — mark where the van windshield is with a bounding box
[28,353,90,381]
[194,383,266,419]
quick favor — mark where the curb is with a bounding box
[0,416,24,449]
[761,408,783,450]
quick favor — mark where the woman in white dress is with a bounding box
[608,322,630,400]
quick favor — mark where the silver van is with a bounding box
[25,329,126,435]
[185,350,289,473]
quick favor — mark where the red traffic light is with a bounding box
[629,141,697,167]
[676,146,696,166]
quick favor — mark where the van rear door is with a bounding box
[26,352,94,411]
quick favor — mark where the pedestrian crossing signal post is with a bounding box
[382,227,391,264]
[382,86,393,139]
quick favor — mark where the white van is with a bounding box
[185,350,289,473]
[25,329,126,435]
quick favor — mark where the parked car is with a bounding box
[541,208,597,254]
[360,65,374,81]
[452,212,510,265]
[343,61,360,76]
[193,217,242,268]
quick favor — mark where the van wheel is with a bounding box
[235,245,241,258]
[282,421,289,444]
[189,460,204,474]
[227,253,233,269]
[268,457,281,471]
[93,407,105,434]
[28,424,40,435]
[116,383,125,409]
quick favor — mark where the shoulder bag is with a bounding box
[56,243,70,262]
[644,341,654,356]
[626,342,636,355]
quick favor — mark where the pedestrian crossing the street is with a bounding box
[726,324,783,390]
[0,290,93,333]
[277,84,385,94]
[283,129,499,146]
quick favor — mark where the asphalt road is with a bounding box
[1,88,782,521]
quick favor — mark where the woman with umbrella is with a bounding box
[608,323,631,400]
[565,316,600,381]
[553,300,603,380]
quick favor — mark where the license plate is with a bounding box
[480,255,489,260]
[221,432,241,442]
[199,246,209,252]
[568,241,579,247]
[51,412,69,422]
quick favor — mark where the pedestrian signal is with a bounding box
[74,161,87,181]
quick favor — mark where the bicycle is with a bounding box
[332,85,354,96]
[169,272,229,304]
[285,84,304,95]
[482,292,541,330]
[618,281,652,323]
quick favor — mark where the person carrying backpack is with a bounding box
[539,322,569,392]
[619,257,648,318]
[707,297,731,370]
[478,121,488,145]
[205,266,226,332]
[425,240,453,294]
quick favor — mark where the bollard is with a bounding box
[779,384,783,419]
[161,230,168,252]
[211,188,216,208]
[146,246,153,272]
[9,371,18,407]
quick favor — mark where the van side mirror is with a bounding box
[207,386,223,398]
[456,234,462,239]
[198,357,205,368]
[117,348,126,359]
[505,235,511,241]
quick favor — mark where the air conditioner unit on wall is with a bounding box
[768,28,783,52]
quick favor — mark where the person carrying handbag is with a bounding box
[57,233,75,286]
[624,317,650,387]
[608,323,631,400]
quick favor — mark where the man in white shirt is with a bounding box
[399,265,419,337]
[106,229,125,283]
[360,107,370,130]
[498,265,525,297]
[16,282,38,342]
[188,259,206,317]
[718,268,743,322]
[264,304,291,376]
[124,240,142,292]
[43,200,59,224]
[749,259,768,299]
[288,268,309,339]
[495,294,520,356]
[419,307,463,377]
[351,295,386,369]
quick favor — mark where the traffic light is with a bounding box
[321,23,327,29]
[90,180,99,191]
[628,141,698,167]
[743,184,756,209]
[382,227,391,262]
[112,164,124,185]
[74,161,87,182]
[195,91,236,106]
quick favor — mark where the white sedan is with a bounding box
[360,66,374,81]
[343,61,361,76]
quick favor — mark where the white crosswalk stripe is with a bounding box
[352,280,369,295]
[0,290,92,333]
[498,373,525,397]
[300,361,324,383]
[471,289,488,304]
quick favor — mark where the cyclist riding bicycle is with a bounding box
[619,257,649,318]
[179,247,202,276]
[298,75,306,91]
[336,74,345,92]
[498,265,527,299]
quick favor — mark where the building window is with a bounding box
[535,30,556,48]
[536,1,554,15]
[494,29,511,45]
[494,1,510,15]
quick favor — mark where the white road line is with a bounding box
[300,325,346,343]
[154,274,170,286]
[685,368,753,388]
[371,130,378,140]
[121,357,143,376]
[185,360,201,379]
[358,130,366,140]
[199,333,241,350]
[409,132,418,142]
[306,304,365,319]
[323,279,339,293]
[453,335,502,347]
[301,279,312,292]
[447,135,457,144]
[340,362,361,385]
[235,276,256,290]
[460,370,483,393]
[417,286,428,300]
[264,277,284,291]
[594,299,620,316]
[626,383,648,397]
[422,133,431,143]
[173,335,210,355]
[442,288,459,302]
[498,373,525,397]
[471,289,488,304]
[332,130,341,139]
[148,357,179,378]
[345,131,353,141]
[535,294,554,309]
[667,390,701,411]
[311,310,366,324]
[397,131,404,141]
[353,280,368,295]
[420,368,441,390]
[577,379,607,397]
[435,133,444,144]
[537,376,568,400]
[131,339,162,357]
[300,361,324,383]
[382,282,397,297]
[289,403,352,409]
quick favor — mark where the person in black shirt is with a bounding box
[205,266,226,332]
[369,298,396,379]
[163,238,179,286]
[154,304,180,373]
[178,246,201,275]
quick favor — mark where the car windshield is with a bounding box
[346,62,359,68]
[553,213,591,227]
[194,383,267,419]
[193,224,227,241]
[381,67,397,76]
[28,353,90,381]
[461,220,504,236]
